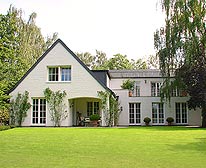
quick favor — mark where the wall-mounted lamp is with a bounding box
[144,80,147,84]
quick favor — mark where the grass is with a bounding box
[0,126,206,168]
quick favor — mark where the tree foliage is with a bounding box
[0,6,57,109]
[76,51,148,70]
[44,88,68,127]
[0,109,9,125]
[154,0,206,127]
[10,91,31,126]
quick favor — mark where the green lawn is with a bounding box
[0,127,206,168]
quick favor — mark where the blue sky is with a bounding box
[1,0,165,60]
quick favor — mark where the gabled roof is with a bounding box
[9,39,114,95]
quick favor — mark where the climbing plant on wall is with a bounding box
[98,91,121,126]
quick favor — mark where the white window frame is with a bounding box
[31,98,47,125]
[48,66,71,82]
[131,82,140,97]
[152,103,165,124]
[175,102,188,124]
[129,103,141,125]
[151,82,162,97]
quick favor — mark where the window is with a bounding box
[152,103,164,124]
[176,103,188,124]
[61,68,71,81]
[87,102,99,116]
[48,66,71,82]
[151,82,162,96]
[171,87,180,97]
[32,98,46,125]
[132,82,140,97]
[129,103,141,124]
[49,67,59,81]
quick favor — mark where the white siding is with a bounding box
[10,42,107,126]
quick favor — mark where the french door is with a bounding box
[32,98,46,125]
[129,103,141,125]
[152,103,164,124]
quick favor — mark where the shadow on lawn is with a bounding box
[168,138,206,152]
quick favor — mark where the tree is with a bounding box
[76,52,95,69]
[92,50,108,70]
[154,0,206,127]
[147,55,159,69]
[0,6,57,110]
[10,91,31,126]
[44,88,68,127]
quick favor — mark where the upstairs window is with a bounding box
[49,67,59,81]
[131,82,140,97]
[151,82,162,96]
[48,66,71,82]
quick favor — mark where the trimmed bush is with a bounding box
[166,117,174,125]
[143,117,151,125]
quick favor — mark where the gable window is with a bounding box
[152,103,164,124]
[87,102,99,116]
[32,98,46,125]
[48,66,71,82]
[61,67,71,81]
[49,67,59,81]
[151,82,162,96]
[176,103,188,124]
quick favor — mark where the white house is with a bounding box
[9,39,202,127]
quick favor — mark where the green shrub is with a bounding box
[121,79,135,90]
[143,117,151,124]
[0,125,11,131]
[90,114,101,121]
[0,109,9,125]
[166,117,174,124]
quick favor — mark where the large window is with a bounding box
[32,98,46,125]
[48,66,71,82]
[176,103,188,124]
[129,103,141,124]
[152,103,164,124]
[151,82,162,96]
[87,102,99,116]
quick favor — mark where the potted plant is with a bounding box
[90,114,101,127]
[166,117,174,126]
[143,117,151,126]
[121,79,135,97]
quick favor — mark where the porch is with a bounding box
[69,97,104,126]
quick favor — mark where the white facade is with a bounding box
[109,70,201,126]
[9,39,202,127]
[10,39,109,127]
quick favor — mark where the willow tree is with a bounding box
[154,0,206,127]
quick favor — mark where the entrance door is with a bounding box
[129,103,141,125]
